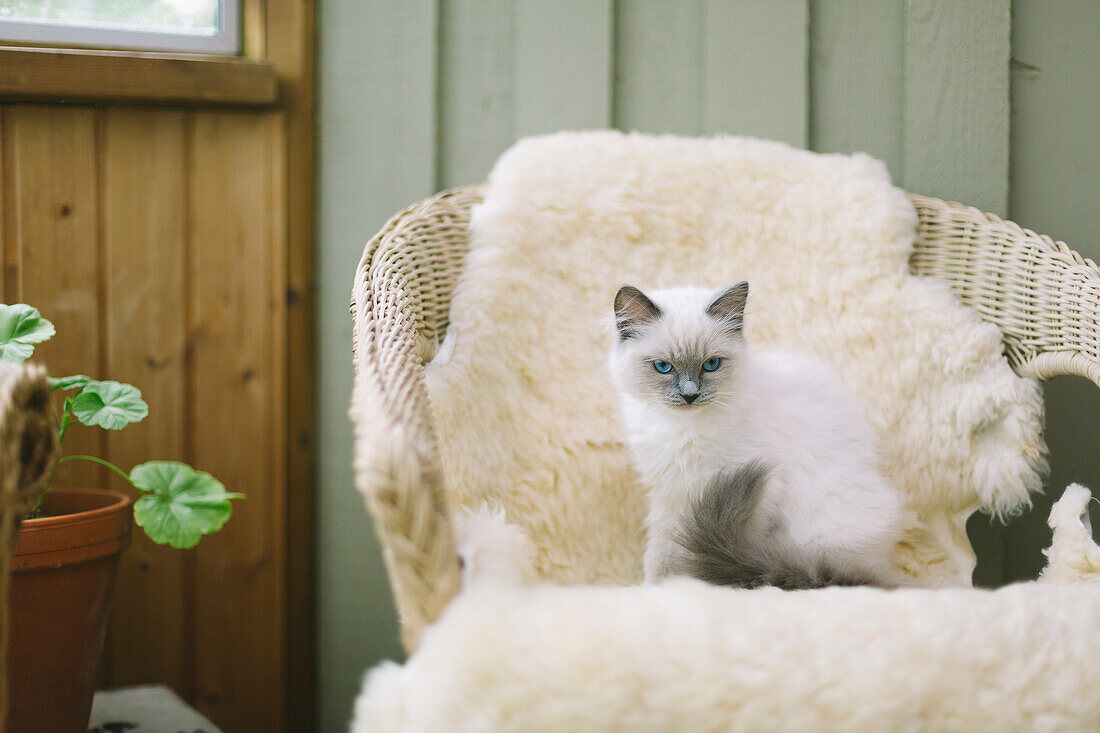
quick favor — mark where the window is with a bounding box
[0,0,239,55]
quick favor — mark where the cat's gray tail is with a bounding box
[675,463,872,590]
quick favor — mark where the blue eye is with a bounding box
[702,357,721,372]
[653,360,673,374]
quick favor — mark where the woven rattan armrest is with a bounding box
[351,186,1100,650]
[910,194,1100,387]
[349,187,482,649]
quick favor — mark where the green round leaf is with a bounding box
[72,380,148,430]
[49,374,92,392]
[0,304,55,363]
[131,461,242,549]
[0,341,33,364]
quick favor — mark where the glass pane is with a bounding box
[0,0,218,34]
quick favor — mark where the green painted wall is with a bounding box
[316,2,427,729]
[999,0,1100,582]
[317,0,1099,727]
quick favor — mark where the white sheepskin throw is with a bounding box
[356,586,1100,732]
[352,489,1100,732]
[355,584,1100,732]
[1042,484,1100,582]
[424,131,1045,586]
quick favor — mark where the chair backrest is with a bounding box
[351,186,1100,650]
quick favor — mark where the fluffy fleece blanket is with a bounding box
[352,488,1100,732]
[424,131,1046,586]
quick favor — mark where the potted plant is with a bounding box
[0,303,242,733]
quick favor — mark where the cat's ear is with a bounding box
[614,285,662,340]
[707,281,749,334]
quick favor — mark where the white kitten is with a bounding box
[609,282,911,588]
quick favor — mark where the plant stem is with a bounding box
[57,454,134,487]
[57,396,75,444]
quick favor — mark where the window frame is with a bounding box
[0,0,240,55]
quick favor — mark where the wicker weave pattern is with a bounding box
[351,186,1100,650]
[349,187,482,650]
[910,194,1100,387]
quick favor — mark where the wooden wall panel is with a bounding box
[1,103,295,730]
[317,0,431,723]
[3,106,105,491]
[703,0,808,145]
[0,108,6,302]
[903,0,1011,216]
[613,0,704,135]
[265,0,317,728]
[0,8,309,732]
[437,0,516,190]
[187,110,286,732]
[100,108,189,695]
[808,0,905,178]
[514,0,613,136]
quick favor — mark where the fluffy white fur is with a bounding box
[1041,484,1100,583]
[424,131,1045,586]
[453,503,539,587]
[610,285,911,585]
[353,486,1100,732]
[351,133,1091,731]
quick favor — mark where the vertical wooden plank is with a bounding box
[317,1,435,729]
[6,106,104,490]
[266,1,316,729]
[703,0,809,147]
[188,110,286,733]
[1007,0,1100,251]
[242,0,268,59]
[1001,0,1100,583]
[0,106,7,303]
[514,0,613,136]
[808,0,905,178]
[437,0,517,189]
[100,108,189,695]
[903,0,1011,216]
[613,0,705,135]
[1,105,22,303]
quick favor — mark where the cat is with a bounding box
[609,281,912,589]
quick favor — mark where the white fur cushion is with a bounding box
[353,488,1100,732]
[424,131,1046,586]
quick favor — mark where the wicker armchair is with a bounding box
[0,364,57,729]
[350,185,1100,652]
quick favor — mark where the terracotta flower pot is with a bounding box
[6,488,133,733]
